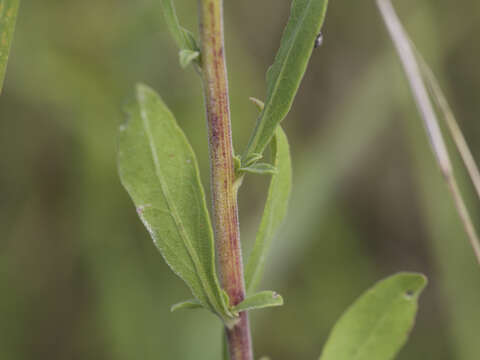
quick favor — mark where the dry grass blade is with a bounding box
[376,0,480,265]
[415,53,480,200]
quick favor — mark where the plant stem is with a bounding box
[198,1,253,359]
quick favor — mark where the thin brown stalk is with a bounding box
[416,54,480,199]
[376,0,480,265]
[197,0,253,359]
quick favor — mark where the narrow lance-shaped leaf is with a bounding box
[232,291,283,315]
[0,0,20,94]
[118,84,232,322]
[238,162,277,176]
[319,273,427,360]
[160,0,200,68]
[170,299,202,313]
[243,0,329,161]
[245,127,292,292]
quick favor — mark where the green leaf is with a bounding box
[243,0,329,160]
[180,27,199,53]
[159,0,188,49]
[117,83,232,322]
[238,162,277,175]
[160,0,200,67]
[170,299,202,312]
[245,127,292,292]
[0,0,20,94]
[244,153,263,167]
[179,49,200,69]
[232,291,283,315]
[319,273,427,360]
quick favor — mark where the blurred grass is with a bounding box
[0,0,479,359]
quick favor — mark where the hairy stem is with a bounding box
[198,0,253,359]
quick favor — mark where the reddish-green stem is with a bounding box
[198,1,253,359]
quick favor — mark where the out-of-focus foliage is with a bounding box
[0,0,19,93]
[0,1,479,360]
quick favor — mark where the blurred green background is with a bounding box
[1,0,479,359]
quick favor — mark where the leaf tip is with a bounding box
[400,272,428,299]
[135,82,155,101]
[272,292,284,305]
[170,299,203,313]
[249,97,265,112]
[383,272,428,301]
[135,82,147,92]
